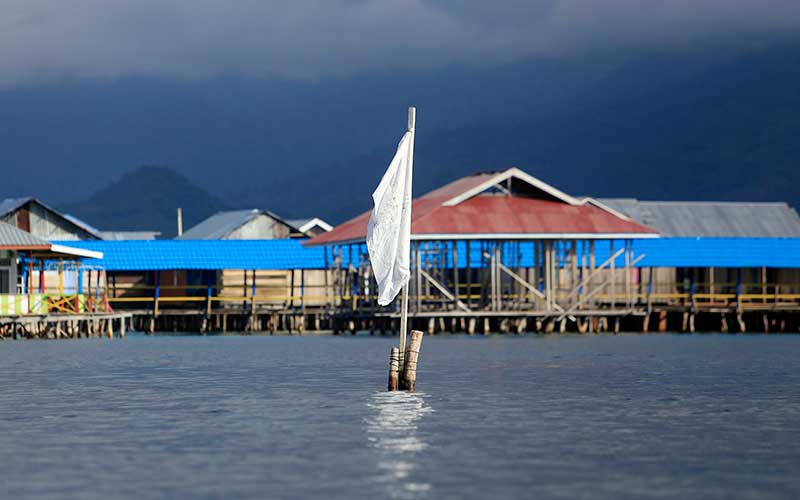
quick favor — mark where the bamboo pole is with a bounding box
[398,106,416,369]
[388,346,400,391]
[401,330,424,391]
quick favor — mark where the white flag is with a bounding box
[367,131,413,306]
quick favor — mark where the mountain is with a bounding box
[62,166,227,238]
[2,39,800,225]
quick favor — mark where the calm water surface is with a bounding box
[1,333,799,500]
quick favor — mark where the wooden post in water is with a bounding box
[400,330,424,391]
[398,106,416,371]
[388,346,400,391]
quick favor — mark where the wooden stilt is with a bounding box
[658,310,667,332]
[400,330,424,392]
[388,346,400,391]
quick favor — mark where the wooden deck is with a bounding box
[0,312,132,339]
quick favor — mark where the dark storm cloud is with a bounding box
[1,0,799,86]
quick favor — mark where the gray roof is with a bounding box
[0,197,102,239]
[0,221,49,247]
[598,199,800,237]
[0,197,33,217]
[177,210,300,240]
[286,218,311,228]
[99,231,161,241]
[178,209,260,239]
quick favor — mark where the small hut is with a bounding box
[0,221,103,314]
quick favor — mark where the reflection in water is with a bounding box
[366,392,434,499]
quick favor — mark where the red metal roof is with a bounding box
[307,171,658,245]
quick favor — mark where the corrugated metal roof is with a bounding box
[309,169,657,245]
[178,209,261,239]
[0,197,102,239]
[54,237,800,270]
[552,239,800,269]
[99,231,161,241]
[0,221,50,247]
[0,197,33,216]
[331,238,800,269]
[63,214,101,236]
[54,239,328,270]
[598,199,800,237]
[286,218,311,228]
[631,238,800,268]
[178,209,301,240]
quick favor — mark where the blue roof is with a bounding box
[368,238,800,269]
[54,237,800,271]
[53,239,328,271]
[630,238,800,268]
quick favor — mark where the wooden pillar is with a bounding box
[453,241,459,310]
[544,241,552,312]
[414,241,422,313]
[300,269,306,316]
[609,240,615,308]
[709,267,715,300]
[289,269,295,309]
[400,330,424,391]
[39,259,45,294]
[323,248,331,311]
[589,240,596,309]
[579,241,587,310]
[206,273,213,317]
[154,271,161,317]
[625,240,632,308]
[492,244,500,311]
[388,347,400,391]
[570,240,578,308]
[466,241,472,309]
[27,251,33,312]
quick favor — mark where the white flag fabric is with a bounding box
[367,131,413,306]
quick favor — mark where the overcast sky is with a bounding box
[1,0,799,87]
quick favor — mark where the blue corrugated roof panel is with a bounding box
[55,237,800,271]
[53,239,328,271]
[632,238,800,268]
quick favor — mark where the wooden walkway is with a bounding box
[0,312,132,340]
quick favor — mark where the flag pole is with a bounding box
[399,106,416,370]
